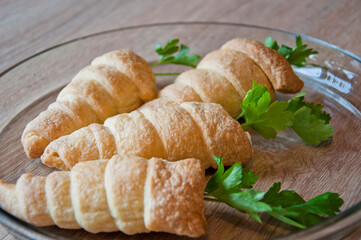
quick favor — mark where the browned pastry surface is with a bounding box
[41,100,253,170]
[0,156,206,237]
[159,38,303,118]
[22,50,156,159]
[221,38,304,93]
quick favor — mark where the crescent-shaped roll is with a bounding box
[41,100,253,170]
[22,50,157,159]
[0,156,206,237]
[221,38,304,93]
[159,38,303,118]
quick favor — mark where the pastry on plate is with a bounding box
[22,50,157,159]
[159,38,303,118]
[41,100,253,170]
[0,156,206,237]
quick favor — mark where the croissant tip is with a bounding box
[41,149,69,171]
[22,133,49,159]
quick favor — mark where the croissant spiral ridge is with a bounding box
[22,50,157,159]
[159,38,303,118]
[0,156,206,237]
[41,101,253,170]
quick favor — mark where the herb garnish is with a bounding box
[151,38,200,76]
[265,36,323,68]
[236,82,334,145]
[204,156,343,228]
[152,36,322,76]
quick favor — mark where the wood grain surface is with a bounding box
[0,0,360,239]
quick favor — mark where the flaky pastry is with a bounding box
[0,156,206,237]
[22,50,157,159]
[41,100,253,170]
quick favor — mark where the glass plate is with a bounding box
[0,22,360,240]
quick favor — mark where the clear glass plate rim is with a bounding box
[0,21,360,79]
[0,21,360,239]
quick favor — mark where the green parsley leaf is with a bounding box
[152,38,200,68]
[263,183,343,227]
[265,36,279,51]
[294,192,344,217]
[266,207,307,229]
[265,36,319,67]
[238,168,259,189]
[287,93,331,124]
[291,106,334,145]
[204,156,270,222]
[155,39,180,58]
[262,182,305,207]
[204,157,344,229]
[222,190,272,223]
[286,93,334,144]
[237,82,334,145]
[237,82,293,139]
[204,156,225,194]
[171,44,200,67]
[205,156,258,194]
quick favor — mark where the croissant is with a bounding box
[22,50,157,159]
[0,155,206,237]
[159,38,303,118]
[41,100,253,170]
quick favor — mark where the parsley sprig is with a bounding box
[237,82,334,145]
[236,83,293,139]
[151,36,320,76]
[265,36,319,68]
[286,93,334,145]
[151,38,200,76]
[204,156,343,228]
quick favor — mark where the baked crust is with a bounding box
[181,102,253,168]
[159,38,303,118]
[71,159,118,233]
[92,50,157,102]
[16,174,54,226]
[45,171,80,229]
[221,38,303,93]
[159,41,278,118]
[104,155,150,234]
[41,101,253,170]
[144,157,206,237]
[22,50,156,159]
[160,68,242,118]
[0,156,207,237]
[198,49,275,103]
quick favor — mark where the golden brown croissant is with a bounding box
[22,50,157,159]
[0,156,206,237]
[41,100,252,170]
[159,38,303,118]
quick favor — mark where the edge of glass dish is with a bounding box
[0,21,360,240]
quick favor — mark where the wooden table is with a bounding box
[0,0,360,239]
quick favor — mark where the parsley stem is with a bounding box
[203,197,223,203]
[154,72,181,76]
[240,122,251,129]
[235,114,243,121]
[150,61,162,67]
